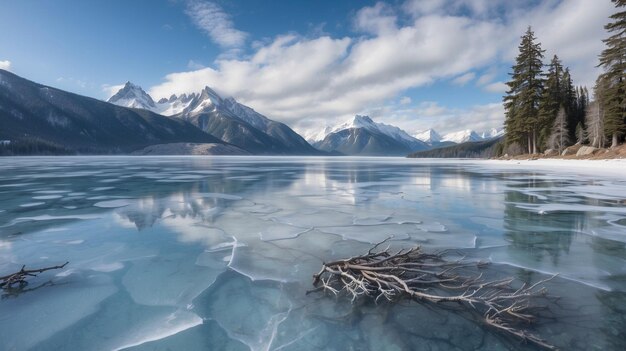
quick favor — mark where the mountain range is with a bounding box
[0,69,236,154]
[311,115,430,156]
[414,128,504,145]
[0,69,504,156]
[307,117,504,156]
[108,82,319,155]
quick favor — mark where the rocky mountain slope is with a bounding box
[0,70,229,154]
[108,83,320,155]
[312,115,430,156]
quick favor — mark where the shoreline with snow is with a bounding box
[473,158,626,178]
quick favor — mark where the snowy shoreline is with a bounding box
[475,158,626,177]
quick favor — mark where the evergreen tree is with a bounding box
[537,55,564,151]
[504,27,545,154]
[575,86,589,132]
[561,68,578,138]
[598,0,626,147]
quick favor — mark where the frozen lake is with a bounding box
[0,156,625,351]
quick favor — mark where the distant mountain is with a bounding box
[108,82,158,111]
[0,69,231,155]
[408,136,504,159]
[108,83,319,155]
[414,129,442,143]
[441,129,483,144]
[312,115,430,156]
[481,128,505,140]
[415,128,504,146]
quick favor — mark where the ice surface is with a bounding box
[0,274,117,350]
[1,156,625,351]
[110,310,203,351]
[259,223,311,241]
[19,202,45,207]
[94,199,133,208]
[32,195,64,200]
[515,203,626,215]
[317,224,413,243]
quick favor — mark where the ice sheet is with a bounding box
[1,156,625,351]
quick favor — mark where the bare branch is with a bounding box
[310,245,558,350]
[1,262,69,289]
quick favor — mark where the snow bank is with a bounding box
[476,159,626,178]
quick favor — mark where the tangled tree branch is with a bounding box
[309,241,558,350]
[0,262,68,290]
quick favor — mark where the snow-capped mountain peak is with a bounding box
[311,115,430,155]
[200,86,222,105]
[188,86,222,114]
[107,83,282,133]
[481,128,505,140]
[312,115,418,144]
[107,82,156,110]
[304,126,334,143]
[108,84,229,117]
[308,115,429,153]
[414,129,442,143]
[441,129,483,144]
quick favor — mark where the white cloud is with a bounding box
[151,12,502,133]
[483,81,507,93]
[399,96,412,105]
[363,101,504,135]
[452,72,475,86]
[101,83,125,99]
[0,60,11,71]
[354,2,397,35]
[185,0,247,48]
[476,69,496,86]
[402,0,447,16]
[150,0,611,136]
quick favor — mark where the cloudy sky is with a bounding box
[0,0,614,136]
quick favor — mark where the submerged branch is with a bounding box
[309,243,558,350]
[0,262,69,290]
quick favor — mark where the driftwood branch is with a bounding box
[0,262,68,289]
[309,242,558,350]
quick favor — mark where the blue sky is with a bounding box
[0,0,614,135]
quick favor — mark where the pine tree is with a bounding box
[561,68,578,139]
[598,0,626,147]
[548,106,569,153]
[504,27,545,154]
[575,86,589,132]
[537,55,563,151]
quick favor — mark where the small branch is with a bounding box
[0,262,69,289]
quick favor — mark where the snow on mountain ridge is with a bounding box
[481,128,505,139]
[108,82,157,110]
[310,115,418,144]
[441,129,483,143]
[108,84,280,133]
[414,129,442,143]
[414,128,504,144]
[222,97,272,131]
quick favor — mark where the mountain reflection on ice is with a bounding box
[0,156,625,351]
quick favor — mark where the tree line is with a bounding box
[504,0,626,154]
